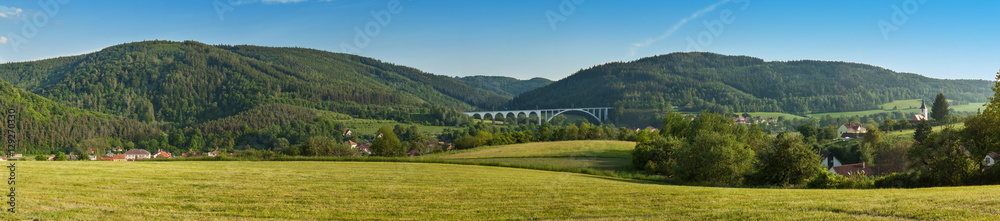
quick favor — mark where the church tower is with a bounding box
[920,100,928,119]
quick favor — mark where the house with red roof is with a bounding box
[356,143,371,155]
[153,150,173,159]
[831,162,873,178]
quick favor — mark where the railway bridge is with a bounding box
[464,107,612,125]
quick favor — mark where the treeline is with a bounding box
[446,121,632,150]
[633,111,818,186]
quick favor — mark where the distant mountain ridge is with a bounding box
[457,76,553,98]
[509,52,993,116]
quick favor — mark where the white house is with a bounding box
[985,152,998,168]
[820,151,842,171]
[123,149,151,161]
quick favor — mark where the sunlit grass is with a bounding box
[2,161,998,220]
[885,123,965,140]
[427,140,635,159]
[743,112,806,120]
[424,140,636,171]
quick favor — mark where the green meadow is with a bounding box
[885,123,966,140]
[425,140,637,171]
[4,161,999,220]
[743,112,807,120]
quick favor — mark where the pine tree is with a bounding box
[931,93,950,122]
[914,120,932,142]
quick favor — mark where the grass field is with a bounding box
[808,109,920,119]
[808,99,987,119]
[885,123,966,140]
[952,102,988,113]
[879,99,927,110]
[425,140,636,171]
[429,140,635,159]
[744,112,806,120]
[5,161,1000,220]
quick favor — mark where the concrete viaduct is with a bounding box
[464,107,612,125]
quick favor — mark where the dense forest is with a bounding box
[510,52,993,119]
[0,80,162,154]
[0,40,510,126]
[456,76,553,98]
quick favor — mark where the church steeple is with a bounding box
[919,100,928,119]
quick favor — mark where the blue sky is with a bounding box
[1,0,998,81]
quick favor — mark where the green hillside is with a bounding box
[510,52,993,118]
[0,80,162,154]
[0,40,508,125]
[457,75,553,98]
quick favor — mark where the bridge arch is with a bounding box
[546,109,601,123]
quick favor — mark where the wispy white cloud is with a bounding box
[0,36,8,44]
[628,0,730,57]
[0,5,23,18]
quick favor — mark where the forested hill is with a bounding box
[0,40,509,124]
[509,52,994,115]
[457,76,553,98]
[0,80,162,153]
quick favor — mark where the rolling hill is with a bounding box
[0,40,509,125]
[509,52,993,118]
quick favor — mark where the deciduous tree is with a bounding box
[371,126,403,157]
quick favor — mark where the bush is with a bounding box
[906,127,977,186]
[673,131,755,185]
[34,155,47,161]
[806,171,874,189]
[746,133,821,187]
[874,172,922,188]
[632,136,683,176]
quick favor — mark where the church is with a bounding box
[909,100,929,123]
